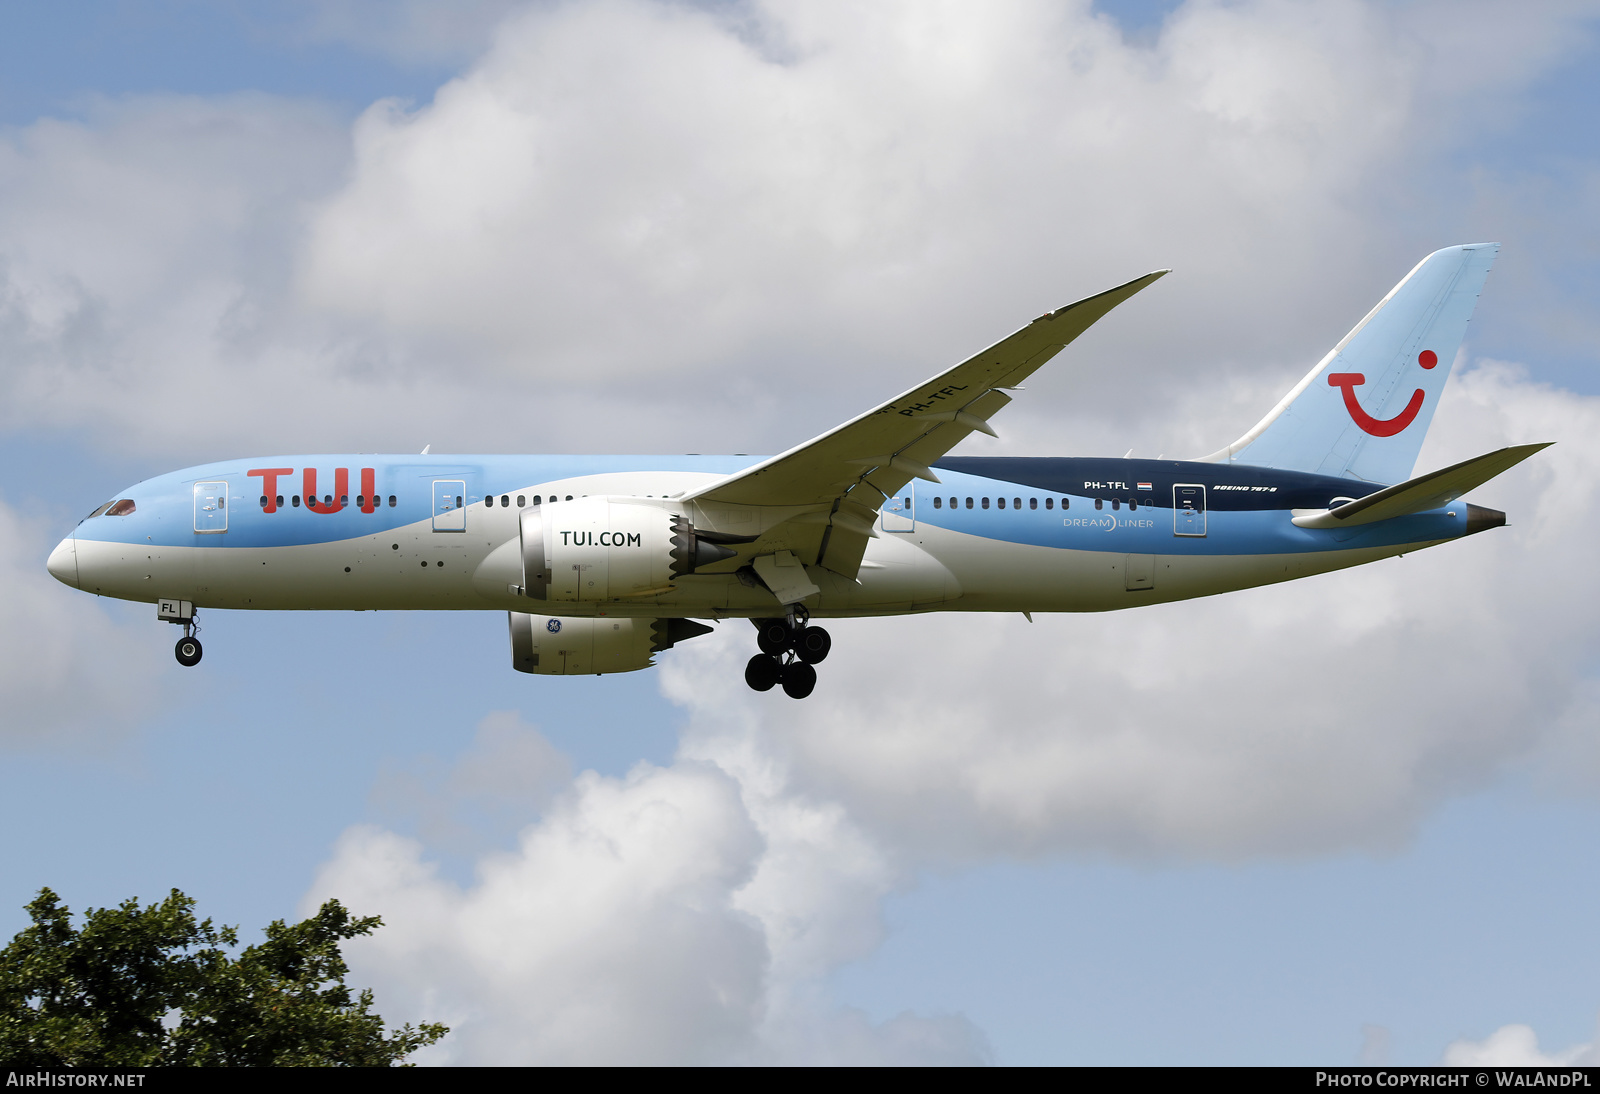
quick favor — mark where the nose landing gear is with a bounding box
[158,599,202,667]
[745,608,829,699]
[174,629,203,668]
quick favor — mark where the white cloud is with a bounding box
[301,0,1425,389]
[308,717,984,1064]
[1,0,1583,463]
[0,498,166,743]
[291,0,524,69]
[0,95,354,457]
[368,710,573,856]
[1443,1019,1600,1066]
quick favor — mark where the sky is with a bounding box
[2,0,1599,1066]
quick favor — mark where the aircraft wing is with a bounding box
[684,270,1168,580]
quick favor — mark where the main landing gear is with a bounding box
[744,607,831,700]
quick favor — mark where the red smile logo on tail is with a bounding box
[1327,350,1438,437]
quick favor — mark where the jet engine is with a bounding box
[508,613,714,675]
[518,497,737,602]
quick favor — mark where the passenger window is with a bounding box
[292,495,301,507]
[1044,498,1053,510]
[981,497,990,509]
[259,495,268,508]
[456,496,463,508]
[1013,497,1020,509]
[518,495,526,507]
[565,495,573,501]
[1112,499,1120,510]
[106,499,136,516]
[1094,498,1102,510]
[1030,498,1037,510]
[276,495,283,508]
[339,495,347,506]
[485,495,493,507]
[933,497,942,508]
[1129,499,1137,510]
[997,497,1005,509]
[1061,498,1069,509]
[388,495,396,507]
[965,497,973,509]
[502,495,510,507]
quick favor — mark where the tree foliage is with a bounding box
[0,888,446,1066]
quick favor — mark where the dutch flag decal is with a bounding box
[1137,481,1152,491]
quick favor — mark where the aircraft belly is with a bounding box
[911,524,1448,613]
[813,533,962,611]
[75,524,511,611]
[72,538,195,602]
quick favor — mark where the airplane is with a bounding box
[46,243,1549,699]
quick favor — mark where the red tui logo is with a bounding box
[248,467,377,513]
[1327,351,1438,437]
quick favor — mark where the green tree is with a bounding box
[0,888,446,1066]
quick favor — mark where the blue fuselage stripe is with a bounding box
[72,454,1459,556]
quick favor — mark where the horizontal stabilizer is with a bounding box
[1291,443,1551,529]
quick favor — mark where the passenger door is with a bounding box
[433,480,467,532]
[193,481,228,534]
[1173,484,1206,537]
[882,491,915,532]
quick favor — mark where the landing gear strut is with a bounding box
[745,607,830,699]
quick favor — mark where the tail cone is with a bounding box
[1465,504,1506,536]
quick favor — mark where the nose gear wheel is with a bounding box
[167,610,203,667]
[175,635,203,667]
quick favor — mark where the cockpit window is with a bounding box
[105,499,136,516]
[86,502,114,519]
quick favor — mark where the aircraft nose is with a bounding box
[47,535,78,589]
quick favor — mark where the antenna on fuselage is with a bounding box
[421,444,431,455]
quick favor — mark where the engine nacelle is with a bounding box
[519,497,736,602]
[508,613,714,675]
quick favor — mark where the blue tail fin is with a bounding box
[1200,244,1499,484]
